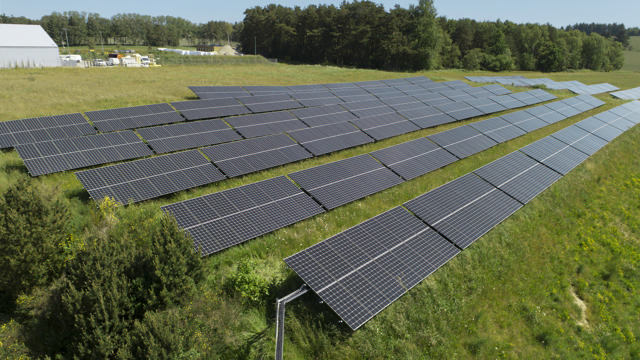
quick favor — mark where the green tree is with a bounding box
[0,181,69,310]
[537,41,566,72]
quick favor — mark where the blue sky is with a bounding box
[2,0,639,28]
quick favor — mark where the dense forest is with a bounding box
[239,0,626,72]
[1,1,635,72]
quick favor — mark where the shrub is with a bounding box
[0,181,69,310]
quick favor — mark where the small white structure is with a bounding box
[0,24,61,69]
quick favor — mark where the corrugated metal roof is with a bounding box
[0,24,58,48]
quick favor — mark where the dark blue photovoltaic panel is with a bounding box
[473,151,562,204]
[171,98,251,120]
[398,105,455,129]
[0,113,96,148]
[525,105,567,124]
[137,119,241,153]
[236,94,303,113]
[162,176,325,255]
[469,117,526,143]
[225,111,308,138]
[427,125,498,159]
[285,206,459,330]
[188,86,249,99]
[350,113,420,140]
[200,133,312,177]
[404,173,522,249]
[290,91,343,107]
[290,104,357,127]
[287,122,373,156]
[85,103,184,132]
[288,154,403,209]
[520,136,589,175]
[75,150,225,204]
[434,101,483,120]
[464,97,507,114]
[369,137,458,180]
[16,131,153,176]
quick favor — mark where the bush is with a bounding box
[51,208,202,358]
[0,181,69,310]
[225,259,271,303]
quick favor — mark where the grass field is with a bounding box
[622,36,640,72]
[1,64,640,359]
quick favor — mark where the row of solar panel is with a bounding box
[0,77,510,149]
[159,95,605,256]
[19,89,551,177]
[611,86,640,101]
[465,75,619,95]
[74,90,565,204]
[284,100,640,331]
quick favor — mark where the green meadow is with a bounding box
[1,64,640,359]
[622,36,640,72]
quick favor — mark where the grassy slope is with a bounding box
[622,36,640,72]
[1,65,639,359]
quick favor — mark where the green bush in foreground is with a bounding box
[0,181,69,311]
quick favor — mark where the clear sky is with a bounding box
[2,0,639,28]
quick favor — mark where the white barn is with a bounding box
[0,24,60,69]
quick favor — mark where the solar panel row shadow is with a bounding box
[285,206,459,330]
[137,119,242,153]
[0,113,96,148]
[288,154,404,209]
[161,175,325,255]
[85,103,184,132]
[75,150,225,204]
[200,133,312,177]
[16,131,153,176]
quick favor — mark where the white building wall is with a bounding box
[0,46,61,68]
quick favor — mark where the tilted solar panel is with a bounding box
[200,133,312,177]
[350,113,420,140]
[427,125,498,159]
[171,98,251,120]
[288,154,403,209]
[75,150,225,204]
[287,122,373,156]
[0,113,96,148]
[162,176,325,255]
[85,103,184,132]
[225,111,308,138]
[137,119,241,153]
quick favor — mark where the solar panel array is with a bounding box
[85,103,184,132]
[369,138,458,180]
[611,87,640,101]
[201,133,312,177]
[225,111,307,138]
[288,154,404,210]
[161,176,325,255]
[75,150,225,204]
[171,98,251,120]
[0,113,96,148]
[136,119,242,153]
[285,100,640,331]
[287,122,374,156]
[16,131,153,176]
[465,75,619,95]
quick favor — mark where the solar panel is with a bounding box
[287,122,373,156]
[350,113,420,140]
[434,101,484,121]
[508,91,541,106]
[171,98,251,120]
[289,104,358,127]
[381,78,412,86]
[366,87,406,99]
[0,113,96,148]
[398,105,456,129]
[464,97,507,114]
[469,117,526,143]
[188,86,249,99]
[379,95,424,111]
[200,133,312,177]
[403,173,522,249]
[369,137,458,180]
[527,89,558,102]
[236,94,303,113]
[286,84,328,92]
[489,95,526,109]
[243,85,290,95]
[473,151,562,204]
[482,84,512,96]
[520,136,589,175]
[574,116,608,133]
[611,87,640,100]
[340,99,396,118]
[225,111,308,138]
[288,154,403,209]
[162,176,324,255]
[462,87,495,98]
[413,92,454,106]
[427,125,498,159]
[290,91,343,107]
[323,82,361,90]
[284,206,459,330]
[440,89,476,102]
[75,150,225,204]
[442,80,472,90]
[355,80,388,89]
[524,105,566,124]
[137,119,241,153]
[550,125,592,148]
[16,131,153,176]
[84,103,184,132]
[500,110,550,133]
[545,101,581,118]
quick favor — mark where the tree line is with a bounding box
[238,0,626,72]
[0,11,239,47]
